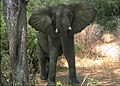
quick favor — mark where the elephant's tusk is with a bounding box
[55,29,58,33]
[68,27,72,30]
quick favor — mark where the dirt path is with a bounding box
[35,66,120,86]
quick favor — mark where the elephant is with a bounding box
[28,1,96,86]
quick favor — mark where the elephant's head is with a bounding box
[29,1,96,36]
[29,1,96,53]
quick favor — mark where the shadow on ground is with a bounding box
[35,65,120,86]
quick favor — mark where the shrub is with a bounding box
[88,0,120,30]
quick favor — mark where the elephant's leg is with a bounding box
[38,45,48,80]
[65,36,79,85]
[47,38,59,86]
[38,32,49,80]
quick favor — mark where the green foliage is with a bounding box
[26,25,38,58]
[88,0,120,30]
[27,0,79,7]
[89,78,98,86]
[1,5,10,82]
[56,81,63,86]
[0,11,8,53]
[75,44,81,54]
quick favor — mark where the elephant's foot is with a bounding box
[69,78,79,85]
[47,81,56,86]
[40,74,48,80]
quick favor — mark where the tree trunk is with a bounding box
[3,0,29,85]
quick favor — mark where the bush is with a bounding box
[88,0,120,30]
[1,6,10,81]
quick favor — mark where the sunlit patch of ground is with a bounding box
[94,33,120,61]
[56,56,120,86]
[35,56,120,86]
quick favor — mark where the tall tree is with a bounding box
[3,0,29,85]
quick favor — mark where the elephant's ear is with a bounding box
[28,6,56,37]
[70,2,97,35]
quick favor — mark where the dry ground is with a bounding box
[34,57,120,86]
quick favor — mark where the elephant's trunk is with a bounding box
[60,32,70,58]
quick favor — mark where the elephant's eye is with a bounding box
[69,12,73,23]
[52,16,55,21]
[69,12,73,17]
